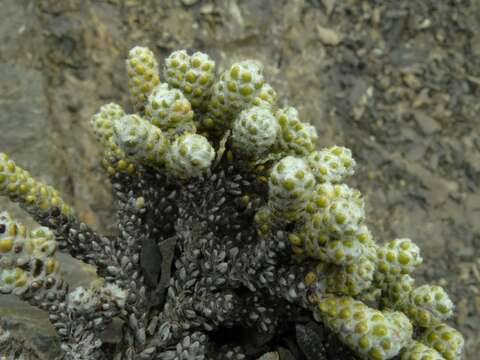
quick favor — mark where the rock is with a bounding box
[322,0,336,16]
[0,0,478,357]
[0,1,43,63]
[405,142,428,161]
[421,174,458,207]
[471,31,480,56]
[413,111,441,135]
[181,0,198,6]
[465,194,480,234]
[316,25,343,45]
[0,296,60,359]
[465,146,480,174]
[257,352,279,360]
[57,252,99,286]
[228,0,244,28]
[402,72,422,90]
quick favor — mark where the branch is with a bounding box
[0,153,122,279]
[0,211,128,359]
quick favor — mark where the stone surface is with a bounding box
[0,296,60,359]
[0,63,54,226]
[0,0,478,358]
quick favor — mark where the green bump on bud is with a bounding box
[180,145,188,157]
[241,71,252,82]
[230,66,240,79]
[355,322,369,335]
[386,251,396,263]
[336,213,346,224]
[398,252,410,265]
[240,85,254,96]
[282,179,295,191]
[359,336,370,349]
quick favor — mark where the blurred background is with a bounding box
[0,0,479,358]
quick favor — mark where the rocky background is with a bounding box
[0,0,479,358]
